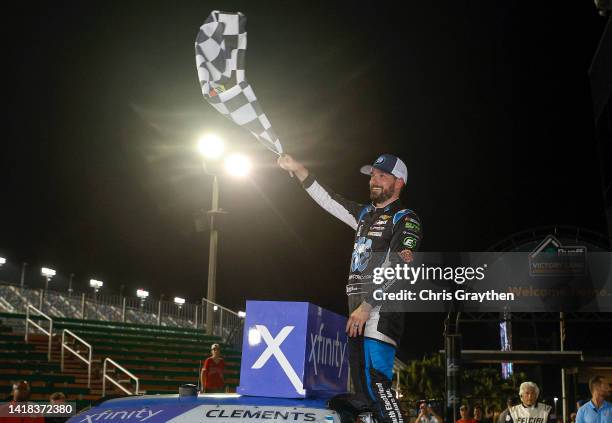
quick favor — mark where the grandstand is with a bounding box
[0,282,242,409]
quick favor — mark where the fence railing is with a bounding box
[102,358,139,396]
[0,296,14,312]
[25,304,53,361]
[201,298,244,350]
[2,282,244,349]
[61,329,93,388]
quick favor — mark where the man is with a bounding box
[200,343,225,393]
[49,392,66,404]
[456,405,478,423]
[576,376,611,423]
[415,402,444,423]
[278,153,421,423]
[47,392,68,423]
[484,405,500,423]
[498,382,552,423]
[0,381,44,423]
[12,381,31,403]
[473,405,484,423]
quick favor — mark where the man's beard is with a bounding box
[370,185,394,204]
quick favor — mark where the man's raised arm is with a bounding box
[278,154,366,230]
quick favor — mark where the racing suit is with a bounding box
[301,174,422,423]
[498,403,553,423]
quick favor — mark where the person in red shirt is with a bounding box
[456,405,478,423]
[0,381,45,423]
[200,344,225,393]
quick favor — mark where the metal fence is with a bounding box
[0,281,244,350]
[201,298,244,350]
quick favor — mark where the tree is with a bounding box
[400,354,528,411]
[401,354,445,402]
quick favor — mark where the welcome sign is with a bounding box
[237,301,349,398]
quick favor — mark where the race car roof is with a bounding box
[67,393,334,423]
[90,393,329,409]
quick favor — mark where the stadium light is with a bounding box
[89,279,103,292]
[41,267,56,278]
[174,297,185,315]
[136,289,149,299]
[137,289,149,308]
[224,153,251,177]
[213,305,219,311]
[238,311,246,318]
[0,257,6,267]
[41,266,56,296]
[197,134,225,159]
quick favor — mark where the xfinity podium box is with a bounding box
[66,301,349,423]
[238,301,349,398]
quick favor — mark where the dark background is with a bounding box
[1,1,609,359]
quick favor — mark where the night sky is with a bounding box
[1,2,609,358]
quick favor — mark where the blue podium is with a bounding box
[237,301,349,398]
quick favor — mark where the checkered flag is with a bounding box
[195,11,283,155]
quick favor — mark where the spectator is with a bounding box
[12,381,31,402]
[569,412,577,423]
[0,381,44,423]
[49,392,65,404]
[47,392,68,423]
[473,404,483,422]
[457,405,478,423]
[499,396,516,423]
[200,343,225,393]
[498,382,552,423]
[576,375,610,423]
[415,402,444,423]
[485,405,499,423]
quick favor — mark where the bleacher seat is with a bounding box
[0,311,241,408]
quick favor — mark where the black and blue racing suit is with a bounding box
[301,174,421,423]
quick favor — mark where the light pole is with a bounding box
[554,397,558,423]
[41,267,56,292]
[90,279,103,317]
[68,273,75,296]
[174,297,185,320]
[0,257,5,282]
[197,134,251,335]
[40,267,56,310]
[20,262,28,288]
[136,289,149,309]
[207,172,221,334]
[198,134,225,336]
[90,279,103,300]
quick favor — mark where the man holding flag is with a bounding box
[278,153,422,423]
[196,12,421,420]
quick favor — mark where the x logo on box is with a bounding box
[251,325,305,395]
